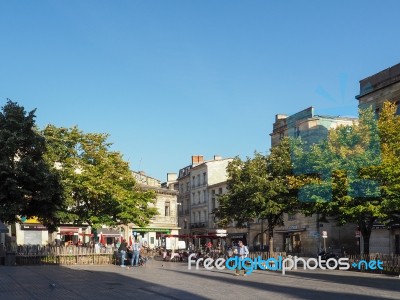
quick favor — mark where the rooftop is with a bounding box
[357,63,400,98]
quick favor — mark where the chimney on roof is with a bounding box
[275,114,288,121]
[214,155,222,161]
[167,173,177,182]
[191,155,204,165]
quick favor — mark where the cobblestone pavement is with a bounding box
[1,260,399,300]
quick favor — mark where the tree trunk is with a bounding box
[268,226,274,254]
[360,219,374,255]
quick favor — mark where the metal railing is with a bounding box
[345,254,400,274]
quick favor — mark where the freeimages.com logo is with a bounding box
[188,254,383,275]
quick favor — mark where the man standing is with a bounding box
[235,240,249,276]
[118,239,128,267]
[131,239,141,267]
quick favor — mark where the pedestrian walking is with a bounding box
[235,240,249,276]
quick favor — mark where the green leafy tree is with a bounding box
[376,102,400,228]
[0,100,63,231]
[293,107,383,254]
[42,125,158,228]
[217,138,298,251]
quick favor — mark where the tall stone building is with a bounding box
[264,107,358,256]
[130,171,179,249]
[177,165,192,238]
[271,106,356,147]
[356,63,400,255]
[356,62,400,115]
[177,155,232,248]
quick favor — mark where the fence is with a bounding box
[5,246,399,274]
[2,245,117,266]
[248,252,287,260]
[250,252,400,275]
[346,254,400,275]
[2,245,161,266]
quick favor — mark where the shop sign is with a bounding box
[20,224,47,231]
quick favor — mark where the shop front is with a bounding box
[274,227,306,255]
[227,233,247,247]
[16,217,48,245]
[131,228,174,249]
[56,226,92,246]
[98,228,122,246]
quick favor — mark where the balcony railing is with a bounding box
[190,222,208,229]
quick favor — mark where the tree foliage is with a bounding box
[292,105,397,254]
[376,102,400,226]
[217,138,298,247]
[42,125,158,228]
[0,100,63,231]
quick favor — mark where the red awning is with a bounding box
[60,227,80,234]
[79,233,94,237]
[163,234,226,239]
[60,232,76,236]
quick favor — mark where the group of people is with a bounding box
[117,238,142,267]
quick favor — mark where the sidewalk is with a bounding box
[1,260,399,300]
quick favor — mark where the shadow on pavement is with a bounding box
[264,269,400,293]
[163,267,400,300]
[0,264,208,300]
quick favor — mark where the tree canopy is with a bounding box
[291,105,398,254]
[42,125,158,228]
[217,137,298,249]
[0,100,63,231]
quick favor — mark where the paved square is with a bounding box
[0,260,399,299]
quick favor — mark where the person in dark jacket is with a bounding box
[118,239,128,267]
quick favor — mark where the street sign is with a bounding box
[322,231,328,238]
[216,229,227,234]
[355,231,361,238]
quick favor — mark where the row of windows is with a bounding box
[179,197,218,211]
[190,188,224,204]
[192,190,207,204]
[191,173,207,188]
[192,210,208,223]
[180,182,191,193]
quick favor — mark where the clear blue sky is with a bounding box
[1,1,400,181]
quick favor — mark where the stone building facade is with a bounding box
[130,171,179,249]
[176,165,192,237]
[176,155,232,247]
[356,62,400,114]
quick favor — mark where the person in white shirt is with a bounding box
[131,240,141,267]
[235,240,249,276]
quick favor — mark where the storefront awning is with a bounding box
[60,227,80,235]
[163,234,226,239]
[98,229,122,237]
[274,228,306,233]
[227,233,247,239]
[132,228,171,233]
[79,233,94,237]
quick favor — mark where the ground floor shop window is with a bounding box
[284,233,301,253]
